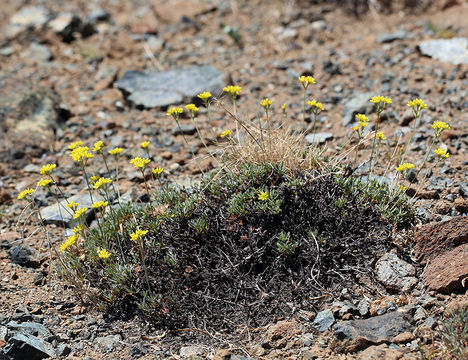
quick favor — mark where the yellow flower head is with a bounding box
[92,201,108,209]
[432,121,450,133]
[93,177,112,190]
[18,188,35,200]
[37,178,52,187]
[152,167,164,175]
[434,147,449,159]
[298,76,316,89]
[281,103,286,110]
[66,201,79,210]
[370,95,392,105]
[141,141,150,149]
[407,98,427,110]
[258,191,269,201]
[40,163,56,176]
[376,131,386,141]
[307,99,324,112]
[185,104,199,113]
[59,233,79,252]
[197,91,212,100]
[395,163,415,172]
[90,175,100,184]
[68,141,83,150]
[108,147,124,156]
[72,224,86,233]
[223,85,242,96]
[92,141,104,152]
[130,229,149,241]
[398,185,407,192]
[97,248,111,259]
[130,157,151,169]
[355,114,369,123]
[260,98,273,109]
[70,146,94,162]
[166,107,183,117]
[73,207,88,219]
[220,129,232,138]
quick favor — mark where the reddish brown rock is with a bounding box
[454,197,468,214]
[423,243,468,293]
[357,345,405,360]
[413,216,468,264]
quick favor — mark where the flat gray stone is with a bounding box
[313,309,335,332]
[3,332,55,359]
[94,334,121,352]
[179,345,204,357]
[376,253,418,292]
[305,132,333,145]
[418,38,468,65]
[26,43,53,62]
[342,92,373,126]
[6,321,52,339]
[10,6,50,28]
[376,29,410,44]
[40,193,104,227]
[115,66,225,108]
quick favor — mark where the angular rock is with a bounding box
[94,334,121,352]
[40,193,103,227]
[423,243,468,293]
[305,132,333,145]
[376,30,410,43]
[332,311,413,352]
[172,124,197,136]
[6,321,52,339]
[342,92,373,126]
[179,345,204,357]
[154,0,216,23]
[9,6,50,28]
[418,38,468,65]
[313,309,335,332]
[2,333,55,360]
[357,344,405,360]
[48,13,93,42]
[414,216,468,264]
[25,43,53,62]
[115,66,225,109]
[9,245,40,268]
[375,253,417,292]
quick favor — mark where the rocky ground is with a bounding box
[0,0,468,359]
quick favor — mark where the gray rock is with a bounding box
[10,6,50,28]
[115,66,225,109]
[87,9,110,24]
[413,307,426,322]
[357,299,369,317]
[6,321,52,339]
[26,43,53,62]
[375,253,418,292]
[179,345,204,357]
[342,92,373,126]
[146,35,164,53]
[0,325,8,341]
[376,29,410,43]
[418,38,468,65]
[305,132,333,145]
[172,124,197,136]
[23,164,41,173]
[94,334,121,352]
[9,246,40,268]
[332,310,413,352]
[3,332,55,359]
[48,13,83,41]
[55,343,71,356]
[40,193,104,227]
[313,309,335,332]
[231,356,255,360]
[0,47,14,56]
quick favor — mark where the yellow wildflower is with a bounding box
[370,95,392,105]
[166,107,183,117]
[68,141,83,150]
[59,234,78,252]
[130,157,151,169]
[434,147,449,159]
[260,98,273,109]
[92,201,108,209]
[407,98,427,110]
[73,207,88,219]
[258,191,269,201]
[72,224,86,233]
[152,167,164,175]
[281,103,286,110]
[197,91,212,100]
[37,178,52,187]
[220,129,231,138]
[70,146,94,162]
[355,114,369,123]
[66,201,79,210]
[97,248,111,259]
[108,147,124,156]
[93,177,112,190]
[398,185,407,192]
[40,163,56,175]
[307,99,324,111]
[185,104,199,113]
[298,76,316,89]
[376,131,386,141]
[18,188,35,200]
[141,141,150,149]
[130,229,149,241]
[223,85,242,96]
[90,175,100,184]
[432,121,450,132]
[395,163,415,172]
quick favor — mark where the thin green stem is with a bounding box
[369,112,381,175]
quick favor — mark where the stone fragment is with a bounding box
[9,245,40,268]
[313,309,335,332]
[376,30,410,43]
[25,43,53,62]
[332,311,413,352]
[375,253,417,292]
[8,6,51,38]
[418,38,468,65]
[179,345,204,357]
[6,321,52,339]
[3,333,55,359]
[154,0,216,23]
[266,319,299,342]
[94,334,121,352]
[115,66,224,109]
[423,243,468,293]
[342,92,373,126]
[357,344,404,359]
[305,132,334,145]
[172,124,197,136]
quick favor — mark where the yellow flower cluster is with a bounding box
[223,85,242,96]
[260,98,273,109]
[141,141,150,149]
[130,229,148,241]
[68,141,83,150]
[93,177,112,190]
[298,76,316,88]
[370,96,392,105]
[72,224,86,233]
[18,188,35,200]
[376,131,386,141]
[395,163,415,172]
[307,99,324,111]
[352,114,369,131]
[73,207,88,219]
[108,147,124,155]
[434,147,449,159]
[97,248,111,259]
[152,167,164,175]
[37,178,52,187]
[258,191,269,201]
[40,163,56,175]
[185,104,199,113]
[220,129,231,138]
[92,201,108,209]
[59,233,78,252]
[70,146,94,162]
[407,98,427,110]
[92,141,104,152]
[130,157,151,169]
[197,91,212,100]
[431,121,450,132]
[66,201,79,210]
[166,107,183,116]
[281,103,286,110]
